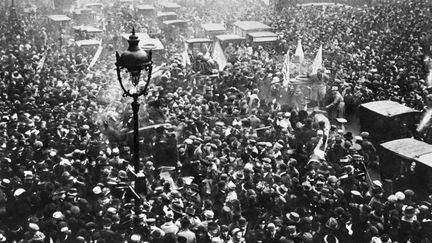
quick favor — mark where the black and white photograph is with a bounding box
[1,0,432,242]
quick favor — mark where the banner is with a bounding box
[294,39,304,63]
[311,45,323,74]
[212,41,227,71]
[282,50,290,87]
[87,42,103,70]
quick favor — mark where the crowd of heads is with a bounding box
[0,0,432,242]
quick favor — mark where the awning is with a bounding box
[361,100,420,117]
[233,21,272,31]
[75,39,101,47]
[202,23,226,32]
[215,34,245,42]
[47,15,71,22]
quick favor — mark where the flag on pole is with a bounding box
[181,43,191,67]
[282,50,290,87]
[36,50,48,73]
[212,41,227,71]
[294,39,304,63]
[88,41,103,70]
[311,45,323,74]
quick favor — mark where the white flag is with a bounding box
[262,0,270,6]
[282,50,290,87]
[181,43,191,67]
[294,39,304,63]
[311,45,323,74]
[88,42,103,70]
[212,41,227,71]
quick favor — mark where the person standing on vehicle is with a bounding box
[325,86,345,121]
[310,68,330,107]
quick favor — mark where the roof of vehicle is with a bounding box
[73,26,103,33]
[201,23,226,32]
[136,4,155,10]
[381,138,432,167]
[156,12,177,17]
[215,34,245,42]
[247,31,278,38]
[233,21,272,31]
[160,2,181,9]
[121,32,150,41]
[75,39,101,47]
[360,100,420,117]
[163,20,188,26]
[47,15,71,22]
[186,38,213,44]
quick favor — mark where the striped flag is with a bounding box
[282,50,290,87]
[311,45,323,74]
[294,39,304,63]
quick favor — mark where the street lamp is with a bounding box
[115,28,153,227]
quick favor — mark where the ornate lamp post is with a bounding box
[115,28,153,226]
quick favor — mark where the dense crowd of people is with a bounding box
[1,0,432,242]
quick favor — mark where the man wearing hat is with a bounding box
[177,217,196,243]
[23,223,46,242]
[161,210,179,235]
[264,223,279,243]
[359,131,378,167]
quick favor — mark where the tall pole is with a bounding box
[132,95,140,228]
